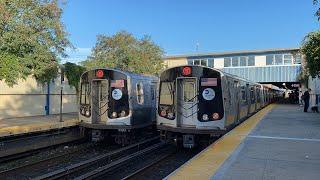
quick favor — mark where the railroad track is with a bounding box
[33,136,161,180]
[0,142,95,178]
[0,127,84,163]
[121,152,175,180]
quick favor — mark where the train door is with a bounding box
[177,78,197,127]
[226,79,238,126]
[91,80,109,124]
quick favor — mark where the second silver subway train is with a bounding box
[157,65,282,148]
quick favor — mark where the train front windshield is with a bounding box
[158,66,225,121]
[159,81,175,119]
[159,82,175,105]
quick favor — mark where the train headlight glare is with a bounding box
[85,110,90,116]
[212,113,220,120]
[112,112,117,118]
[167,112,174,119]
[202,114,209,120]
[120,110,126,117]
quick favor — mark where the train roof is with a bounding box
[81,68,158,81]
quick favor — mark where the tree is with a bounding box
[64,62,86,95]
[301,31,320,77]
[0,0,72,86]
[82,31,165,75]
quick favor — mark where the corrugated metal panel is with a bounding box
[222,65,301,82]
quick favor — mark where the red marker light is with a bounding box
[212,113,220,120]
[182,67,192,76]
[96,70,104,78]
[160,110,167,117]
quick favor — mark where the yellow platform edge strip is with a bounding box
[168,104,275,180]
[0,118,79,137]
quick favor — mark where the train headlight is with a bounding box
[202,114,209,121]
[120,110,126,117]
[85,110,90,116]
[212,113,220,120]
[160,110,167,117]
[112,112,117,118]
[81,108,85,115]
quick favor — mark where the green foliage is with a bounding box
[301,30,320,78]
[0,0,72,86]
[82,31,165,75]
[297,69,309,87]
[64,62,86,94]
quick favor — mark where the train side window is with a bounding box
[136,82,144,104]
[250,87,255,103]
[241,86,247,104]
[256,88,261,103]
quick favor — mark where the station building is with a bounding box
[0,75,77,120]
[163,48,302,89]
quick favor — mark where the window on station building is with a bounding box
[239,56,247,66]
[193,59,208,66]
[224,57,231,67]
[224,56,255,67]
[266,54,295,66]
[294,54,302,64]
[283,54,293,65]
[266,55,274,65]
[274,54,283,65]
[232,57,239,66]
[248,56,255,66]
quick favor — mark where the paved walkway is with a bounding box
[168,104,320,180]
[0,113,79,137]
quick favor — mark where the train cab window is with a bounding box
[136,82,144,104]
[80,83,91,105]
[183,81,196,102]
[159,82,175,105]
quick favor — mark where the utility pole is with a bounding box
[196,42,200,52]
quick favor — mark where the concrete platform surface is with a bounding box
[168,104,320,180]
[0,113,79,137]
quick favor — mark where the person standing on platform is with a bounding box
[303,89,311,112]
[299,90,303,106]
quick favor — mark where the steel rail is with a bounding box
[33,136,160,180]
[75,142,166,180]
[0,142,93,176]
[121,152,174,180]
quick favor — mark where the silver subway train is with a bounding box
[157,65,282,148]
[79,68,158,145]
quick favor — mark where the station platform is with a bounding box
[167,104,320,180]
[0,113,79,138]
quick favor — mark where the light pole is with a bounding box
[59,65,65,122]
